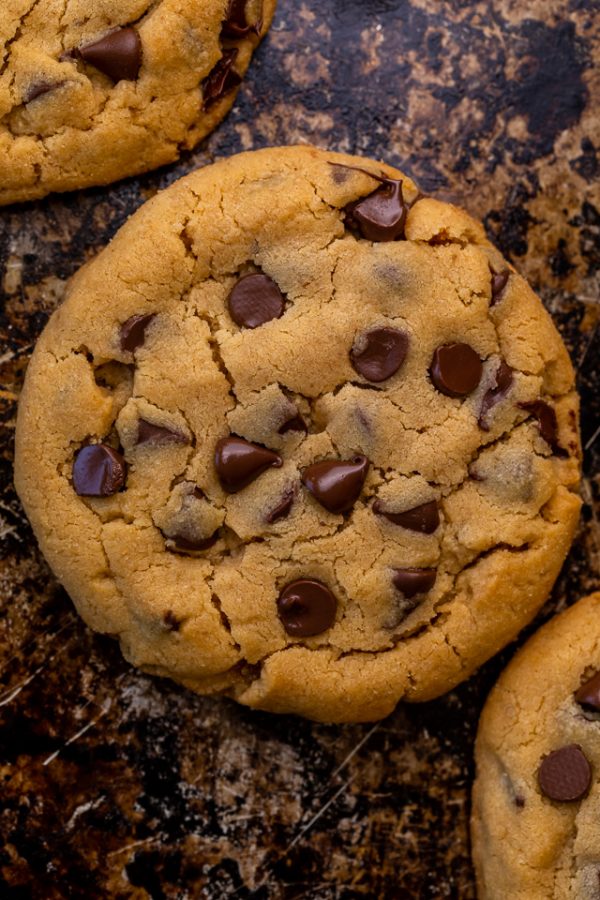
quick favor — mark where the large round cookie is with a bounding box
[0,0,276,204]
[472,592,600,899]
[14,146,581,722]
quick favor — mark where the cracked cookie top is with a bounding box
[472,592,600,900]
[14,146,581,722]
[0,0,276,204]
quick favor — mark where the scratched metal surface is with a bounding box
[0,1,599,897]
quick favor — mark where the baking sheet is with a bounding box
[1,1,599,896]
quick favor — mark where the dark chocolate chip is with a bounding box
[24,80,64,103]
[120,314,156,352]
[202,48,242,109]
[78,27,142,82]
[345,178,408,242]
[575,672,600,711]
[538,744,591,802]
[278,414,307,435]
[302,455,369,514]
[72,444,126,496]
[215,436,282,492]
[265,488,295,524]
[350,327,409,383]
[392,568,437,599]
[136,419,188,446]
[430,342,483,398]
[166,532,220,553]
[277,579,337,637]
[374,499,440,534]
[227,273,285,328]
[519,400,568,457]
[221,0,262,38]
[478,360,514,430]
[490,268,510,304]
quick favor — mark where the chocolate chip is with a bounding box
[575,672,600,711]
[538,744,592,802]
[221,0,262,38]
[490,267,510,304]
[430,343,483,398]
[392,568,437,599]
[202,48,242,109]
[478,361,514,430]
[215,436,282,492]
[278,414,307,435]
[345,178,408,242]
[350,327,409,383]
[24,80,64,103]
[374,499,440,534]
[227,273,285,329]
[265,488,295,524]
[136,419,188,446]
[166,532,220,553]
[120,314,155,352]
[72,444,126,496]
[519,400,568,457]
[78,27,142,82]
[302,455,369,514]
[277,579,337,637]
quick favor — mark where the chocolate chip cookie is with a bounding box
[14,146,582,722]
[0,0,276,204]
[472,592,600,899]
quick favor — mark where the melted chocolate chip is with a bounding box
[72,444,126,496]
[392,568,437,599]
[538,745,592,802]
[227,273,285,328]
[24,80,64,103]
[277,579,337,637]
[215,436,282,492]
[136,419,188,446]
[575,672,600,711]
[350,327,409,383]
[430,343,483,398]
[519,400,568,457]
[265,488,295,524]
[120,314,156,352]
[345,178,408,242]
[374,499,440,534]
[221,0,262,38]
[490,268,510,304]
[478,361,514,430]
[302,455,369,514]
[78,27,142,82]
[202,48,242,109]
[278,414,307,435]
[166,532,220,553]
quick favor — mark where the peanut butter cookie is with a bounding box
[15,146,581,721]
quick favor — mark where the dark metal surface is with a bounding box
[1,1,599,897]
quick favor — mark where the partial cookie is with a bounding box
[472,592,600,899]
[14,146,581,722]
[0,0,276,204]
